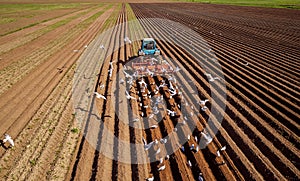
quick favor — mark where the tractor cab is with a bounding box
[138,38,160,56]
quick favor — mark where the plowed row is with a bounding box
[129,3,300,180]
[69,3,299,181]
[0,2,299,181]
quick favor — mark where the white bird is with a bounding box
[119,78,125,84]
[73,49,79,52]
[174,66,181,72]
[187,160,192,167]
[160,138,167,144]
[99,84,105,89]
[84,45,88,48]
[155,148,161,155]
[169,89,177,97]
[123,70,132,78]
[220,145,227,151]
[124,37,132,44]
[167,109,176,117]
[138,79,147,87]
[132,118,140,122]
[199,99,209,105]
[159,83,167,88]
[3,134,14,147]
[146,176,154,181]
[169,82,175,90]
[150,125,158,129]
[205,73,220,82]
[216,150,221,157]
[196,146,199,152]
[201,106,208,112]
[173,128,178,132]
[142,137,147,145]
[93,92,106,100]
[179,120,186,125]
[190,144,195,150]
[158,165,166,171]
[125,90,136,100]
[144,141,154,151]
[198,173,204,181]
[216,145,226,157]
[108,68,113,78]
[109,62,114,70]
[166,155,170,160]
[100,44,105,49]
[181,146,185,152]
[201,131,213,145]
[160,157,164,164]
[149,114,154,119]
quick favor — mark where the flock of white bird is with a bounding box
[89,37,227,180]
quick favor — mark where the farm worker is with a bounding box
[3,134,14,147]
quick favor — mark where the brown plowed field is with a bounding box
[0,2,299,181]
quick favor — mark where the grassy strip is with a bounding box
[173,0,300,9]
[0,3,84,14]
[0,3,98,36]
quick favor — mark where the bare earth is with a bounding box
[0,1,299,181]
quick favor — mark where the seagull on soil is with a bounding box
[3,134,14,147]
[132,118,140,122]
[199,99,209,106]
[158,165,166,171]
[160,138,167,144]
[125,90,136,100]
[167,109,176,117]
[201,131,213,145]
[124,37,132,44]
[155,148,161,155]
[187,160,192,167]
[205,73,220,82]
[144,141,155,151]
[150,125,158,129]
[198,173,204,181]
[201,106,208,112]
[94,92,106,100]
[216,145,226,157]
[146,176,154,181]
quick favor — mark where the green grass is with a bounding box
[0,3,83,14]
[0,17,16,24]
[174,0,300,9]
